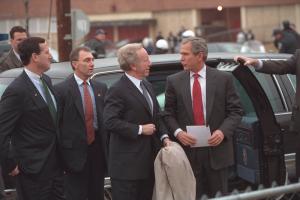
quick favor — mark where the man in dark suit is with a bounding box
[0,37,65,200]
[235,50,300,177]
[163,37,243,198]
[0,26,28,73]
[103,43,170,200]
[55,47,107,200]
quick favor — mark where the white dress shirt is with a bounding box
[174,65,207,137]
[74,74,98,129]
[24,68,57,110]
[125,73,167,141]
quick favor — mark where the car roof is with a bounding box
[0,52,292,78]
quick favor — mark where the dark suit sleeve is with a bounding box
[103,86,140,140]
[0,86,22,164]
[163,76,181,134]
[218,74,243,138]
[258,50,299,75]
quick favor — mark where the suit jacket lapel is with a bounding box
[142,80,157,116]
[21,71,55,124]
[69,76,85,122]
[181,71,194,123]
[122,75,152,116]
[206,66,216,124]
[90,80,104,121]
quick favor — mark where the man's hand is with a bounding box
[9,165,19,176]
[142,124,156,135]
[234,56,259,67]
[208,130,224,146]
[176,131,197,146]
[163,137,172,147]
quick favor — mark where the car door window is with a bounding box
[233,77,256,117]
[287,74,296,92]
[252,70,286,113]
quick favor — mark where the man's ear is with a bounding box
[130,63,137,71]
[31,53,39,63]
[197,52,204,62]
[71,61,78,70]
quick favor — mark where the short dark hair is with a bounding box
[18,37,46,66]
[69,46,92,70]
[9,26,27,39]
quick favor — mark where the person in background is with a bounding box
[163,37,243,198]
[272,28,298,54]
[85,29,107,59]
[0,37,65,200]
[246,29,255,41]
[103,43,170,200]
[167,32,178,53]
[142,37,155,55]
[0,26,28,73]
[154,39,169,54]
[55,46,107,200]
[155,31,164,42]
[282,20,300,49]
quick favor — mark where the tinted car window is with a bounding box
[233,78,256,117]
[252,70,286,113]
[287,74,296,92]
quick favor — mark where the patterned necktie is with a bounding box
[40,77,57,123]
[192,74,204,125]
[83,81,95,145]
[140,81,153,115]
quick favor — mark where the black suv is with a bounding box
[0,52,296,197]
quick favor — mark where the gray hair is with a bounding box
[181,37,208,60]
[117,43,143,71]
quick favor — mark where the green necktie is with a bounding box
[40,77,57,123]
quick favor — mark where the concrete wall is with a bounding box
[152,9,198,38]
[241,4,300,43]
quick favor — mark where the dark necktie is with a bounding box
[140,81,153,115]
[83,81,95,145]
[192,74,204,125]
[40,77,57,123]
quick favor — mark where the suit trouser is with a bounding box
[186,147,228,199]
[64,142,105,200]
[16,173,65,200]
[111,178,154,200]
[0,166,5,200]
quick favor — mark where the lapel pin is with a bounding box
[34,93,38,97]
[97,93,101,97]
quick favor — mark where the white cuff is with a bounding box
[174,128,183,137]
[138,125,142,135]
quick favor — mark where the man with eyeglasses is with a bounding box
[55,46,107,200]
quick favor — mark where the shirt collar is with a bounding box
[74,73,91,86]
[24,67,41,81]
[125,72,142,88]
[190,64,206,79]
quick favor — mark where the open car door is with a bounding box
[216,60,286,187]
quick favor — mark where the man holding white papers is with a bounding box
[163,37,243,198]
